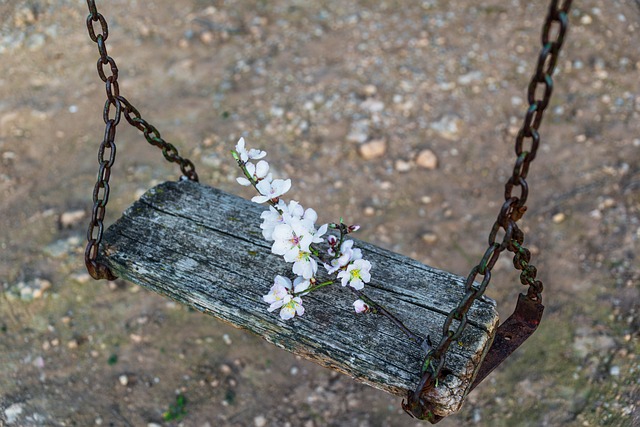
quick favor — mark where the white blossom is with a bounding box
[292,276,311,295]
[271,219,315,256]
[252,174,291,203]
[260,200,304,240]
[324,239,362,274]
[262,275,308,320]
[279,296,305,320]
[235,137,266,162]
[263,275,293,313]
[290,251,318,279]
[337,259,372,290]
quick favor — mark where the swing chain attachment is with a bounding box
[404,0,572,421]
[84,0,199,280]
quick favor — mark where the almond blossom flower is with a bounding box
[262,275,309,320]
[324,239,363,274]
[353,299,370,313]
[263,275,292,313]
[237,160,270,186]
[271,219,315,256]
[291,250,318,279]
[252,174,291,203]
[260,200,304,240]
[337,258,372,290]
[235,137,266,162]
[279,296,305,320]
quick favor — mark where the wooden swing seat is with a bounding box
[99,180,499,417]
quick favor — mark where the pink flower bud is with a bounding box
[353,299,369,313]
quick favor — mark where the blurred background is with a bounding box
[0,1,638,426]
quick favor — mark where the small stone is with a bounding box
[362,84,377,96]
[394,159,412,172]
[201,153,221,168]
[420,196,432,204]
[421,232,438,244]
[67,339,78,349]
[609,366,620,376]
[430,114,461,140]
[580,14,593,25]
[32,278,51,299]
[2,151,16,161]
[416,149,438,170]
[290,366,299,375]
[552,212,566,223]
[363,206,375,216]
[200,31,214,44]
[347,120,370,143]
[457,71,483,85]
[598,198,616,209]
[5,403,23,424]
[358,140,386,160]
[254,415,267,427]
[360,99,385,113]
[220,364,232,375]
[222,334,232,345]
[119,374,128,386]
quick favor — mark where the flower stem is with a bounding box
[348,287,423,344]
[298,280,333,296]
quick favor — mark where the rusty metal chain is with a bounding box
[84,0,198,280]
[404,0,572,420]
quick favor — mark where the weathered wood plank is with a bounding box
[100,180,499,417]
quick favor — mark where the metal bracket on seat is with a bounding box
[429,292,544,423]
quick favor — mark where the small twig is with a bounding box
[348,287,423,344]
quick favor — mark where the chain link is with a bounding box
[404,0,572,419]
[84,0,198,280]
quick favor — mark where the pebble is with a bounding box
[416,149,438,170]
[5,278,52,301]
[421,232,438,244]
[59,209,85,228]
[457,71,483,85]
[363,206,375,216]
[360,99,385,113]
[552,212,566,223]
[580,14,593,25]
[362,84,377,96]
[222,334,232,345]
[43,236,81,258]
[4,403,23,424]
[598,198,616,210]
[358,140,386,160]
[394,159,412,172]
[119,374,129,386]
[609,366,620,376]
[430,114,461,140]
[347,120,370,143]
[254,415,267,427]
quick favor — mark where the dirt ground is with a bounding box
[1,1,638,426]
